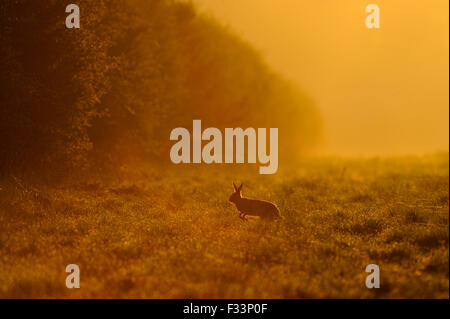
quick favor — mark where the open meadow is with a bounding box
[0,153,448,298]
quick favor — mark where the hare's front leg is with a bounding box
[239,212,247,222]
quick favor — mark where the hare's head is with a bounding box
[229,182,243,203]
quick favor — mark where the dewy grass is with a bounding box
[0,154,448,298]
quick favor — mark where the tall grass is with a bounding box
[0,154,448,298]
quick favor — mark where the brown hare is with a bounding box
[229,182,282,221]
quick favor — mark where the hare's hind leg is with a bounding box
[239,212,248,222]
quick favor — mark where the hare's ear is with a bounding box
[238,183,243,192]
[233,182,238,192]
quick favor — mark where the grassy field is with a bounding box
[0,154,448,298]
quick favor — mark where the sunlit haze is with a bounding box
[193,0,449,155]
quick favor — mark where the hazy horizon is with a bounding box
[193,0,449,156]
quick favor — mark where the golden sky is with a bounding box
[193,0,449,155]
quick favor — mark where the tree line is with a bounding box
[0,0,322,181]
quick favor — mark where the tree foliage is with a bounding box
[0,0,322,180]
